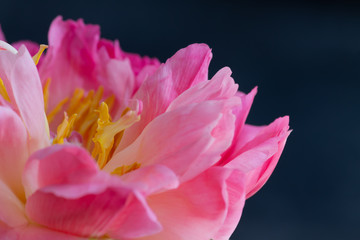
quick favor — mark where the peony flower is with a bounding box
[0,16,290,240]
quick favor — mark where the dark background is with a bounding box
[1,0,359,239]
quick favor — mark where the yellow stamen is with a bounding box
[47,97,69,123]
[32,44,48,65]
[77,87,104,135]
[43,78,51,112]
[112,162,141,176]
[104,95,115,111]
[53,113,77,144]
[67,89,85,115]
[92,102,140,169]
[0,77,10,102]
[46,86,138,171]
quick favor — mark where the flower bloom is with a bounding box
[0,17,290,240]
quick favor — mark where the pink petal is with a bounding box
[26,181,161,238]
[220,87,257,165]
[22,144,98,197]
[0,107,28,200]
[26,182,129,237]
[120,51,160,76]
[0,180,27,228]
[133,64,159,95]
[23,145,160,238]
[40,16,159,112]
[97,39,122,59]
[96,56,135,113]
[106,191,162,239]
[1,224,86,240]
[224,116,290,198]
[118,44,213,150]
[119,164,179,195]
[0,46,48,152]
[106,98,239,182]
[140,167,243,240]
[12,41,39,56]
[39,16,101,109]
[212,169,246,239]
[167,67,238,111]
[97,38,160,78]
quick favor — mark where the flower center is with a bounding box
[45,83,140,171]
[0,42,140,174]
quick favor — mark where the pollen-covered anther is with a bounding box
[53,113,77,144]
[112,162,141,176]
[92,102,140,169]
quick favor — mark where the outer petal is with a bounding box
[22,144,98,197]
[106,191,162,239]
[138,167,244,240]
[0,107,28,200]
[167,67,238,111]
[224,116,290,198]
[118,44,213,150]
[212,169,246,239]
[1,224,86,240]
[26,183,129,237]
[105,98,239,182]
[220,87,257,165]
[23,145,160,238]
[0,46,48,152]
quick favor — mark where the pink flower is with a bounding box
[0,17,290,240]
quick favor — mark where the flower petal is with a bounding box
[0,180,27,228]
[106,191,162,239]
[40,16,159,112]
[26,182,130,237]
[106,98,239,182]
[0,107,28,200]
[167,67,238,111]
[39,16,101,109]
[1,224,86,240]
[220,87,257,165]
[139,167,241,240]
[96,56,135,114]
[118,43,213,150]
[119,164,179,195]
[212,169,246,239]
[23,145,160,238]
[12,41,39,56]
[224,116,290,198]
[97,38,160,78]
[22,144,98,197]
[0,46,48,152]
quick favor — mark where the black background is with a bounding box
[1,0,359,239]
